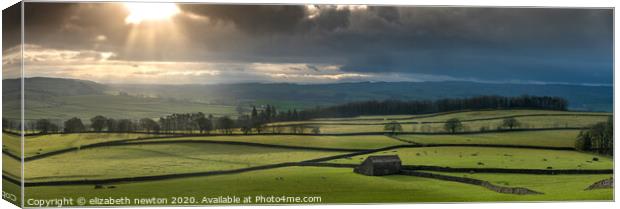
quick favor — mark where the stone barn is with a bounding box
[354,155,402,176]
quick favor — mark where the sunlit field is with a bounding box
[24,143,344,181]
[7,109,613,204]
[329,146,613,170]
[22,167,612,205]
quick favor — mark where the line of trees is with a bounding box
[31,116,147,134]
[14,104,321,135]
[575,116,613,156]
[291,95,568,120]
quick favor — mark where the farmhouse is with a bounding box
[354,155,402,176]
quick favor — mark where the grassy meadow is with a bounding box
[2,153,21,179]
[268,110,611,134]
[24,143,344,181]
[396,130,581,147]
[138,135,408,150]
[3,132,166,157]
[303,109,610,123]
[22,167,612,206]
[329,146,613,170]
[5,109,613,204]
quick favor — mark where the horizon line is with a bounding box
[2,76,614,87]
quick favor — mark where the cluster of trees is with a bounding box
[72,114,225,134]
[34,119,60,133]
[229,105,318,134]
[3,118,67,134]
[293,95,567,119]
[575,117,613,156]
[32,116,147,134]
[237,105,277,134]
[2,118,20,132]
[158,113,214,134]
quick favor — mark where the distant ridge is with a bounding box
[3,77,106,97]
[2,76,613,112]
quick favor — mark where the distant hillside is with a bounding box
[3,77,106,98]
[112,81,613,112]
[1,77,613,120]
[2,77,237,120]
[2,77,109,119]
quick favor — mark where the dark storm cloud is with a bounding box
[179,4,306,34]
[369,6,400,24]
[17,3,613,85]
[2,2,21,51]
[178,4,354,33]
[336,7,614,84]
[21,3,130,51]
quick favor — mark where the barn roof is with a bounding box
[365,155,401,163]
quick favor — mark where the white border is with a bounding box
[1,1,618,209]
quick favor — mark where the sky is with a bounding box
[2,3,614,85]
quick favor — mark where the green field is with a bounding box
[2,153,21,179]
[329,147,613,170]
[2,133,20,156]
[396,130,580,147]
[269,110,610,134]
[24,143,344,181]
[267,115,605,134]
[444,172,613,196]
[405,110,610,122]
[3,132,165,157]
[2,180,21,206]
[6,109,614,204]
[2,133,22,182]
[21,167,612,205]
[138,135,407,150]
[132,129,583,150]
[305,109,611,123]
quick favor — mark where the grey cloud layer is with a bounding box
[16,3,614,84]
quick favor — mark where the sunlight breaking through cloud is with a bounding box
[13,45,406,84]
